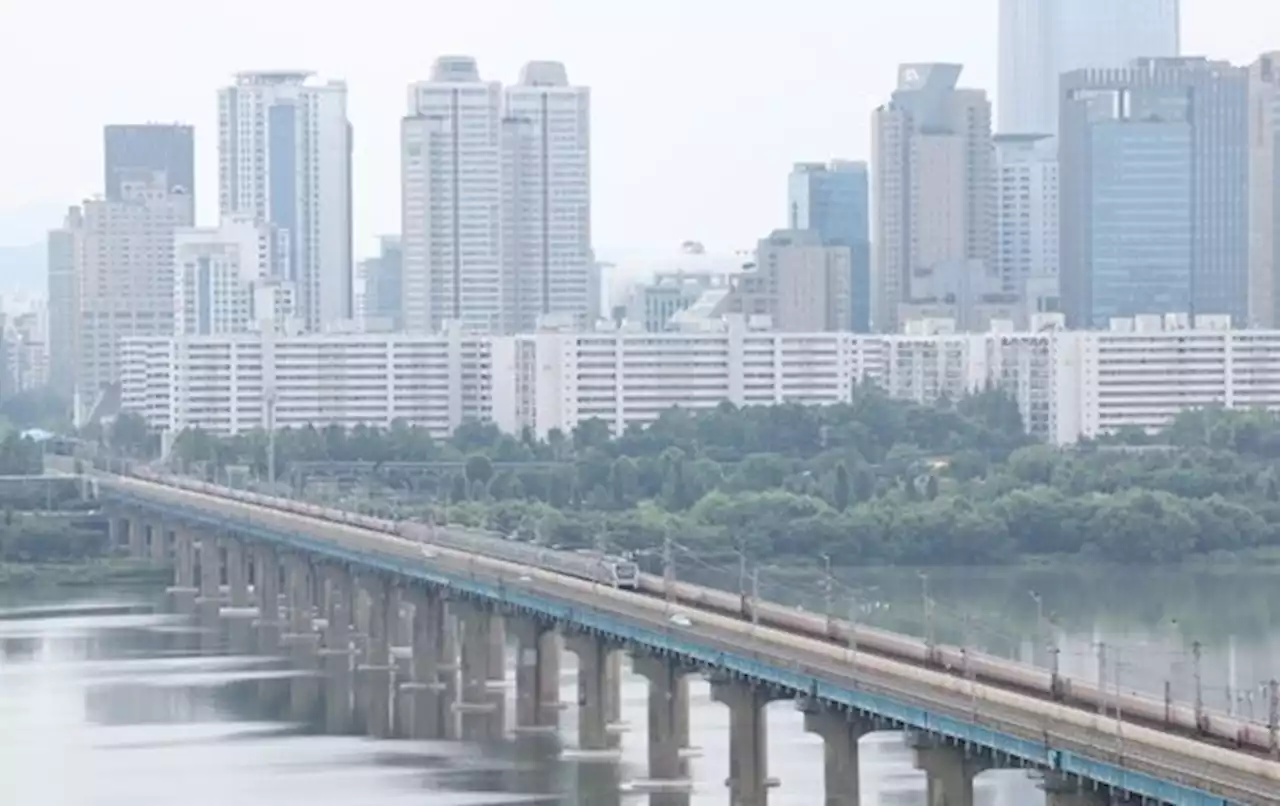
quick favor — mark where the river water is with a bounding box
[3,566,1276,806]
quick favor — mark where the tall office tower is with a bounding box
[1249,53,1280,328]
[76,173,193,399]
[721,229,853,331]
[999,0,1180,135]
[502,61,592,332]
[174,214,294,335]
[361,235,404,330]
[103,124,196,205]
[402,56,503,333]
[787,161,870,332]
[1060,58,1248,329]
[218,71,353,332]
[872,64,994,334]
[46,207,83,399]
[994,134,1060,321]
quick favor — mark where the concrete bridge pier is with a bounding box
[253,546,283,655]
[147,521,169,564]
[710,679,780,806]
[107,516,126,553]
[219,538,257,654]
[123,515,145,558]
[404,590,446,739]
[633,655,693,785]
[1042,774,1112,806]
[802,707,876,806]
[357,576,395,739]
[510,619,561,734]
[565,634,621,754]
[457,604,504,742]
[283,555,321,722]
[320,566,355,735]
[390,590,415,738]
[195,536,223,652]
[166,529,198,614]
[911,735,996,806]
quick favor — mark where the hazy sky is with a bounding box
[1,0,1277,253]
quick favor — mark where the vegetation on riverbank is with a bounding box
[0,559,170,588]
[132,386,1280,566]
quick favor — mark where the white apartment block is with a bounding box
[120,324,512,438]
[994,134,1059,320]
[175,215,297,336]
[402,57,504,333]
[122,313,1280,448]
[502,62,593,331]
[218,71,353,332]
[75,174,193,400]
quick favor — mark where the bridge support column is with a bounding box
[634,655,692,784]
[1042,774,1111,806]
[254,546,282,655]
[711,679,779,806]
[405,590,446,739]
[390,591,415,738]
[107,516,126,553]
[283,555,320,722]
[320,565,355,735]
[511,619,561,733]
[196,535,222,614]
[911,736,995,806]
[167,529,198,614]
[566,633,617,752]
[126,516,146,558]
[440,605,461,740]
[357,576,394,739]
[457,604,504,741]
[148,521,169,564]
[222,539,251,609]
[802,708,875,806]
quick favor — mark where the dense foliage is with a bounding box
[0,432,44,475]
[0,514,106,563]
[159,386,1280,566]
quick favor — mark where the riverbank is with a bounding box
[0,559,171,588]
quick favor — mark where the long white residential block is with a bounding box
[120,313,1280,445]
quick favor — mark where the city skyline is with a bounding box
[1,0,1276,254]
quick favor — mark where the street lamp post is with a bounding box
[919,572,934,662]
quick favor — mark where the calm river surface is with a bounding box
[3,566,1275,805]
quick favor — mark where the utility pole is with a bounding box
[1269,679,1279,758]
[662,532,674,603]
[737,551,748,618]
[920,572,934,662]
[750,567,760,628]
[1097,642,1107,717]
[847,594,858,664]
[1193,640,1205,732]
[822,554,834,638]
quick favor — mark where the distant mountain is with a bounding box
[0,242,46,298]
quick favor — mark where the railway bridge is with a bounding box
[95,470,1279,806]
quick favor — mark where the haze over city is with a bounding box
[2,0,1278,254]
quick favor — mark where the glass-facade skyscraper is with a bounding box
[788,161,871,332]
[999,0,1180,134]
[1060,58,1248,328]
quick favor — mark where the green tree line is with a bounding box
[157,386,1280,566]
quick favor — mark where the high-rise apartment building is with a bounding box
[104,124,195,207]
[218,71,353,332]
[402,57,504,333]
[502,61,593,332]
[401,57,593,335]
[1060,58,1249,328]
[872,64,993,334]
[174,214,295,336]
[787,161,870,332]
[994,134,1060,320]
[721,229,852,331]
[998,0,1181,135]
[1249,53,1280,328]
[75,173,193,400]
[46,207,82,399]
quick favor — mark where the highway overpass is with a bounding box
[94,469,1280,806]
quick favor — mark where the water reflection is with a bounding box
[0,589,1050,805]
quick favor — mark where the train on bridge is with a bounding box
[125,467,1280,762]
